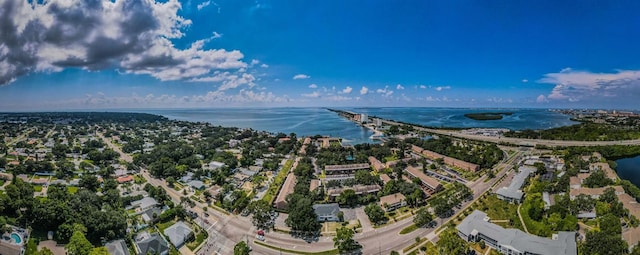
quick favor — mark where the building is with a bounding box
[569,186,624,200]
[134,232,169,255]
[187,180,205,190]
[163,221,193,248]
[324,163,371,175]
[326,184,381,198]
[411,145,480,172]
[130,197,159,211]
[106,239,130,255]
[0,226,28,255]
[457,210,577,255]
[312,203,341,222]
[379,193,407,212]
[274,172,296,210]
[495,166,534,203]
[589,162,618,181]
[405,166,442,194]
[368,156,386,172]
[379,174,392,185]
[116,175,134,184]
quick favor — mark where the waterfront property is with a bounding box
[495,166,535,203]
[457,210,577,255]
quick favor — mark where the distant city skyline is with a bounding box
[1,0,639,110]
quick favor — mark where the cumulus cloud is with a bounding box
[419,85,427,89]
[301,91,320,98]
[293,74,310,80]
[396,84,404,90]
[341,86,353,94]
[212,31,223,39]
[360,86,369,95]
[197,1,211,10]
[522,79,528,83]
[0,0,247,85]
[435,86,451,91]
[536,94,548,103]
[538,68,640,102]
[376,86,394,97]
[260,63,269,68]
[308,84,318,89]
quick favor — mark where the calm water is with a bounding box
[616,156,640,187]
[144,108,577,145]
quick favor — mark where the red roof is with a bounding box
[117,175,134,183]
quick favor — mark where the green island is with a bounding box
[464,112,514,121]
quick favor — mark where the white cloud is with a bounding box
[396,84,405,90]
[308,84,318,89]
[538,68,640,102]
[0,0,248,85]
[435,86,451,91]
[522,79,528,83]
[302,91,320,98]
[326,95,352,101]
[197,1,211,10]
[419,85,427,89]
[212,31,223,39]
[260,63,269,68]
[293,74,310,80]
[376,86,394,97]
[341,86,353,94]
[536,94,548,103]
[360,86,369,95]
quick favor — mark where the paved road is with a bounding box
[100,132,522,255]
[381,119,640,147]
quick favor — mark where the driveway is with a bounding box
[354,207,374,232]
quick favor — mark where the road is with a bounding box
[100,132,523,255]
[381,119,640,147]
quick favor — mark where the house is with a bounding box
[313,203,341,222]
[117,175,134,184]
[326,185,381,198]
[589,162,618,181]
[0,226,27,255]
[379,174,392,185]
[134,232,169,255]
[368,156,386,172]
[274,172,296,210]
[130,197,159,211]
[569,186,625,200]
[324,163,371,176]
[163,221,193,248]
[105,239,130,255]
[140,207,164,223]
[187,180,205,190]
[457,210,577,255]
[379,193,407,212]
[495,166,534,203]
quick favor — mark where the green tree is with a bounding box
[66,229,94,255]
[88,247,109,255]
[166,176,176,187]
[333,227,361,254]
[248,200,274,229]
[233,241,251,255]
[436,228,469,255]
[337,189,358,207]
[599,213,622,235]
[285,195,321,235]
[37,247,55,255]
[581,230,628,255]
[364,203,386,225]
[413,208,433,227]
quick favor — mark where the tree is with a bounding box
[166,176,176,187]
[88,247,109,255]
[79,174,100,192]
[413,208,433,227]
[248,200,274,229]
[285,196,321,235]
[234,241,251,255]
[599,213,622,235]
[333,227,361,254]
[436,228,469,255]
[37,248,55,255]
[337,189,358,207]
[581,230,628,255]
[66,229,94,255]
[431,196,452,217]
[364,203,386,225]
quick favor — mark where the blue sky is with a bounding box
[1,0,639,110]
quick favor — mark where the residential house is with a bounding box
[379,193,407,212]
[117,175,134,184]
[134,232,169,255]
[405,166,442,195]
[163,221,193,248]
[312,203,341,222]
[130,197,159,212]
[187,180,205,190]
[105,239,130,255]
[457,210,577,255]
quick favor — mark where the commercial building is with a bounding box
[313,203,341,222]
[457,210,577,255]
[495,166,534,203]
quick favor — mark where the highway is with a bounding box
[100,132,523,254]
[381,119,640,147]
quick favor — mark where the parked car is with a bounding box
[256,235,265,241]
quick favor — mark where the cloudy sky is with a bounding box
[1,0,639,110]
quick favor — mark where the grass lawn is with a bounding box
[0,179,5,186]
[186,227,208,251]
[33,185,43,192]
[156,220,177,233]
[402,237,426,253]
[67,186,78,194]
[262,159,293,204]
[399,224,418,234]
[254,241,338,255]
[134,175,146,184]
[472,194,523,231]
[519,194,552,237]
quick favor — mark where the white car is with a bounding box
[256,234,265,241]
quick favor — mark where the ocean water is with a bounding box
[144,108,578,144]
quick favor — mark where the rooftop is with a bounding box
[495,166,534,200]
